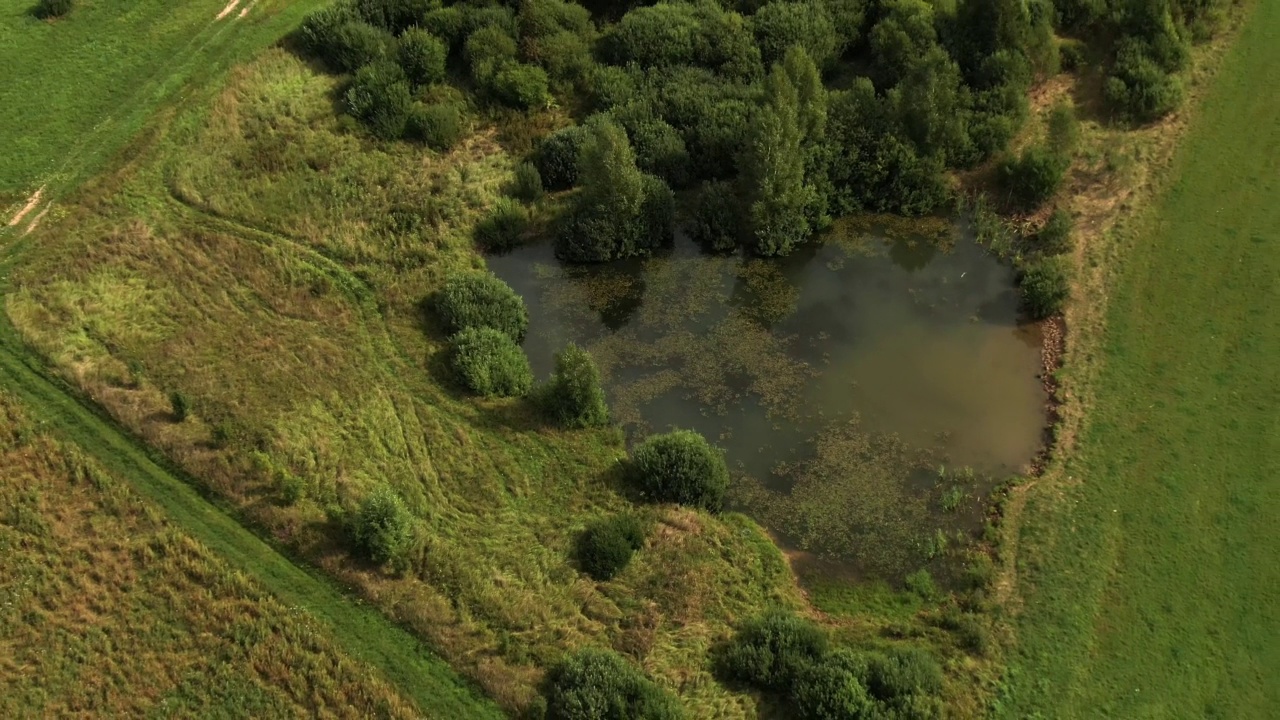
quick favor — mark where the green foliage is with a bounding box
[1105,38,1185,123]
[575,515,645,581]
[169,391,189,422]
[434,272,530,341]
[535,125,587,190]
[1020,255,1071,319]
[396,28,447,88]
[629,430,729,512]
[544,649,685,720]
[1038,207,1074,255]
[354,0,435,34]
[791,650,876,720]
[491,63,551,110]
[605,3,761,79]
[719,611,828,690]
[742,68,814,257]
[691,180,740,253]
[862,647,944,706]
[508,162,545,201]
[345,61,413,140]
[449,327,534,398]
[464,25,519,80]
[34,0,73,19]
[539,344,609,429]
[627,118,691,188]
[406,102,465,150]
[1058,40,1086,72]
[904,568,938,601]
[557,120,673,262]
[1000,144,1068,209]
[351,484,415,566]
[325,21,393,74]
[752,2,839,69]
[474,198,530,252]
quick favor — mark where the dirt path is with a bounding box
[5,187,43,228]
[215,0,240,20]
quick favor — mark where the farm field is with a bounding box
[0,391,420,717]
[998,1,1280,716]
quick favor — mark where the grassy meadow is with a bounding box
[998,1,1280,716]
[1,38,1000,717]
[0,392,420,717]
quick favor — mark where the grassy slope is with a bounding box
[0,0,321,202]
[0,392,420,717]
[999,3,1280,716]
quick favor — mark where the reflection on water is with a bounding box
[489,220,1045,578]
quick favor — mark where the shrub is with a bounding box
[691,180,740,253]
[629,430,729,511]
[396,28,447,88]
[33,0,72,19]
[474,198,530,252]
[491,63,551,110]
[508,162,545,201]
[904,569,938,601]
[1020,255,1071,319]
[1105,42,1184,123]
[464,25,519,78]
[539,344,609,429]
[1038,207,1074,255]
[1001,144,1068,209]
[585,65,639,112]
[329,21,393,73]
[862,647,943,703]
[354,0,435,34]
[449,327,533,398]
[1059,40,1086,72]
[352,484,415,566]
[544,649,684,720]
[406,102,465,150]
[791,652,876,720]
[719,611,828,690]
[434,272,529,341]
[169,391,189,422]
[345,61,413,140]
[576,515,645,580]
[535,125,588,190]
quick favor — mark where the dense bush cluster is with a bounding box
[575,514,645,580]
[628,430,729,512]
[1020,255,1071,319]
[720,611,944,719]
[433,272,529,341]
[351,484,416,566]
[448,327,533,397]
[543,649,684,719]
[34,0,72,19]
[538,343,609,428]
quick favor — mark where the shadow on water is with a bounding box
[488,218,1046,583]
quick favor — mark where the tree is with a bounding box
[345,61,413,140]
[536,125,588,190]
[1000,144,1068,208]
[544,649,684,720]
[449,327,534,398]
[434,272,530,341]
[396,28,447,88]
[540,344,609,429]
[691,180,740,253]
[629,430,729,511]
[354,0,435,34]
[576,515,645,580]
[740,68,814,257]
[491,63,551,109]
[352,484,415,566]
[752,1,839,69]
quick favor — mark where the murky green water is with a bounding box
[489,220,1045,579]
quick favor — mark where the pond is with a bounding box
[489,219,1046,580]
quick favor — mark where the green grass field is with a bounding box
[998,2,1280,716]
[0,0,322,205]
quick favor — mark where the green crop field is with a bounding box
[998,2,1280,716]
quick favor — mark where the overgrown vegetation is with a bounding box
[629,430,729,512]
[433,271,530,341]
[575,514,645,581]
[449,326,534,397]
[543,648,684,719]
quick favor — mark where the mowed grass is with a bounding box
[0,0,321,205]
[0,392,419,718]
[998,3,1280,717]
